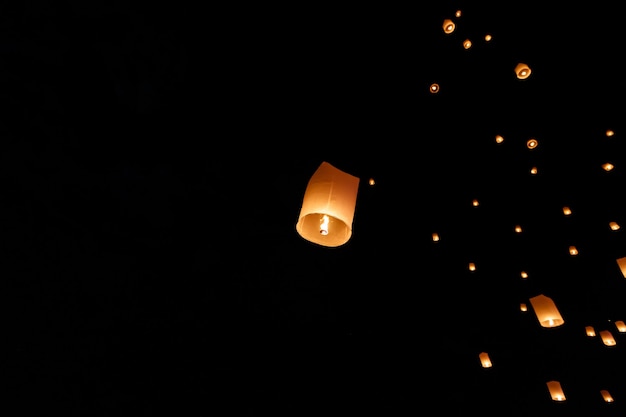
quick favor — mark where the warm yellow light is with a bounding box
[432,232,440,242]
[585,326,596,337]
[600,389,614,403]
[455,10,462,18]
[526,138,538,149]
[609,221,620,231]
[515,225,522,233]
[515,62,532,79]
[520,303,528,312]
[478,352,492,368]
[484,34,492,42]
[546,381,566,401]
[368,178,375,186]
[463,39,472,49]
[472,199,479,207]
[615,320,626,332]
[442,19,455,34]
[606,129,614,137]
[530,166,538,175]
[600,330,617,346]
[602,162,614,171]
[562,206,572,216]
[468,262,476,271]
[569,246,578,256]
[520,271,528,279]
[430,83,440,94]
[495,134,504,144]
[530,294,565,328]
[296,162,360,247]
[617,257,626,278]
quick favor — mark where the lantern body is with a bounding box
[615,320,626,332]
[585,326,596,337]
[546,380,566,401]
[617,257,626,278]
[442,19,455,34]
[479,352,492,368]
[296,162,359,247]
[600,389,614,402]
[529,294,564,327]
[600,330,616,346]
[515,62,532,79]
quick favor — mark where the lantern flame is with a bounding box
[320,214,330,235]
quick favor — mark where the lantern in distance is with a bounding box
[600,389,614,403]
[616,257,626,278]
[296,162,360,248]
[585,326,596,337]
[529,294,564,328]
[546,380,566,401]
[478,352,492,368]
[442,19,455,34]
[515,62,532,79]
[600,330,616,346]
[615,320,626,332]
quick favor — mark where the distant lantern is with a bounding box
[515,62,532,79]
[495,134,504,144]
[520,303,528,312]
[546,381,566,401]
[469,262,476,271]
[617,257,626,278]
[472,199,479,207]
[606,129,614,137]
[602,162,614,171]
[520,271,528,279]
[585,326,596,337]
[563,206,572,216]
[442,19,455,34]
[609,221,620,231]
[600,330,617,346]
[430,83,440,93]
[615,320,626,332]
[600,389,614,403]
[530,166,538,175]
[527,138,538,149]
[463,39,472,49]
[529,294,565,328]
[478,352,492,368]
[484,34,492,42]
[515,225,522,233]
[455,10,462,17]
[296,161,360,248]
[432,232,440,242]
[569,246,578,256]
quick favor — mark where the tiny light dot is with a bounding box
[530,166,538,175]
[368,178,375,186]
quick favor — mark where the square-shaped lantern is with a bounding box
[296,162,360,248]
[529,294,564,328]
[546,380,566,401]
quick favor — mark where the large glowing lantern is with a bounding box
[600,389,614,402]
[617,257,626,278]
[600,330,617,346]
[585,326,596,337]
[615,320,626,332]
[296,161,360,247]
[515,62,532,79]
[529,294,564,328]
[478,352,492,368]
[546,381,566,401]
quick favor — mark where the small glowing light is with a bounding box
[527,138,538,149]
[600,330,617,346]
[585,326,596,337]
[478,352,492,368]
[609,221,620,231]
[472,199,479,207]
[520,303,528,312]
[442,19,455,34]
[569,246,578,256]
[463,39,472,49]
[563,206,572,216]
[432,232,440,242]
[319,214,330,235]
[515,62,532,79]
[521,271,528,279]
[515,225,522,233]
[615,320,626,332]
[495,134,504,144]
[468,262,476,271]
[606,129,614,137]
[602,162,614,171]
[455,10,462,18]
[530,166,538,175]
[430,83,440,93]
[368,178,375,186]
[600,389,614,403]
[484,34,492,42]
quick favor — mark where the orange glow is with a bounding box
[546,381,566,401]
[585,326,596,337]
[569,246,578,256]
[609,221,620,231]
[530,294,565,328]
[479,352,492,368]
[527,138,538,149]
[442,19,455,34]
[520,303,528,312]
[602,162,614,171]
[615,320,626,332]
[432,232,440,242]
[495,134,504,143]
[430,83,440,93]
[600,330,616,346]
[463,39,472,49]
[562,206,572,216]
[515,63,532,79]
[468,262,476,271]
[600,389,614,402]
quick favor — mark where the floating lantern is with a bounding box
[529,294,564,328]
[617,257,626,278]
[609,221,620,231]
[468,262,476,272]
[546,381,566,401]
[432,232,440,242]
[495,134,504,143]
[569,246,578,256]
[520,271,528,279]
[515,62,532,79]
[600,389,614,402]
[563,206,572,216]
[602,162,614,171]
[520,303,528,312]
[527,138,538,149]
[478,352,492,368]
[600,330,616,346]
[430,83,440,93]
[585,326,596,337]
[615,320,626,332]
[463,39,472,49]
[296,162,360,247]
[442,19,455,34]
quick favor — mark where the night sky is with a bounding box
[3,2,626,416]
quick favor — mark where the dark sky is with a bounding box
[3,1,626,416]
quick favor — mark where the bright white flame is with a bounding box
[319,214,330,235]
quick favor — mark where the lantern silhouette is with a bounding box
[296,161,360,248]
[546,380,566,401]
[515,62,532,79]
[529,294,564,328]
[478,352,492,368]
[600,330,617,346]
[600,389,614,403]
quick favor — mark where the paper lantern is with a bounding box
[463,39,472,49]
[529,294,564,328]
[429,83,440,93]
[515,63,532,79]
[546,380,566,401]
[495,134,504,143]
[569,246,578,256]
[520,303,527,312]
[478,352,492,368]
[432,232,440,242]
[563,206,572,216]
[609,221,620,231]
[615,320,626,332]
[296,162,360,247]
[526,138,538,149]
[600,389,614,402]
[442,19,455,34]
[600,330,616,346]
[602,162,614,171]
[616,257,626,278]
[585,326,596,337]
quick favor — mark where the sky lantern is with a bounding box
[569,246,578,256]
[478,352,492,368]
[615,320,626,332]
[600,389,614,403]
[515,62,532,79]
[529,294,564,328]
[585,326,596,337]
[546,381,566,401]
[609,221,620,231]
[600,330,616,346]
[296,162,359,248]
[442,19,455,34]
[430,83,440,93]
[616,257,626,278]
